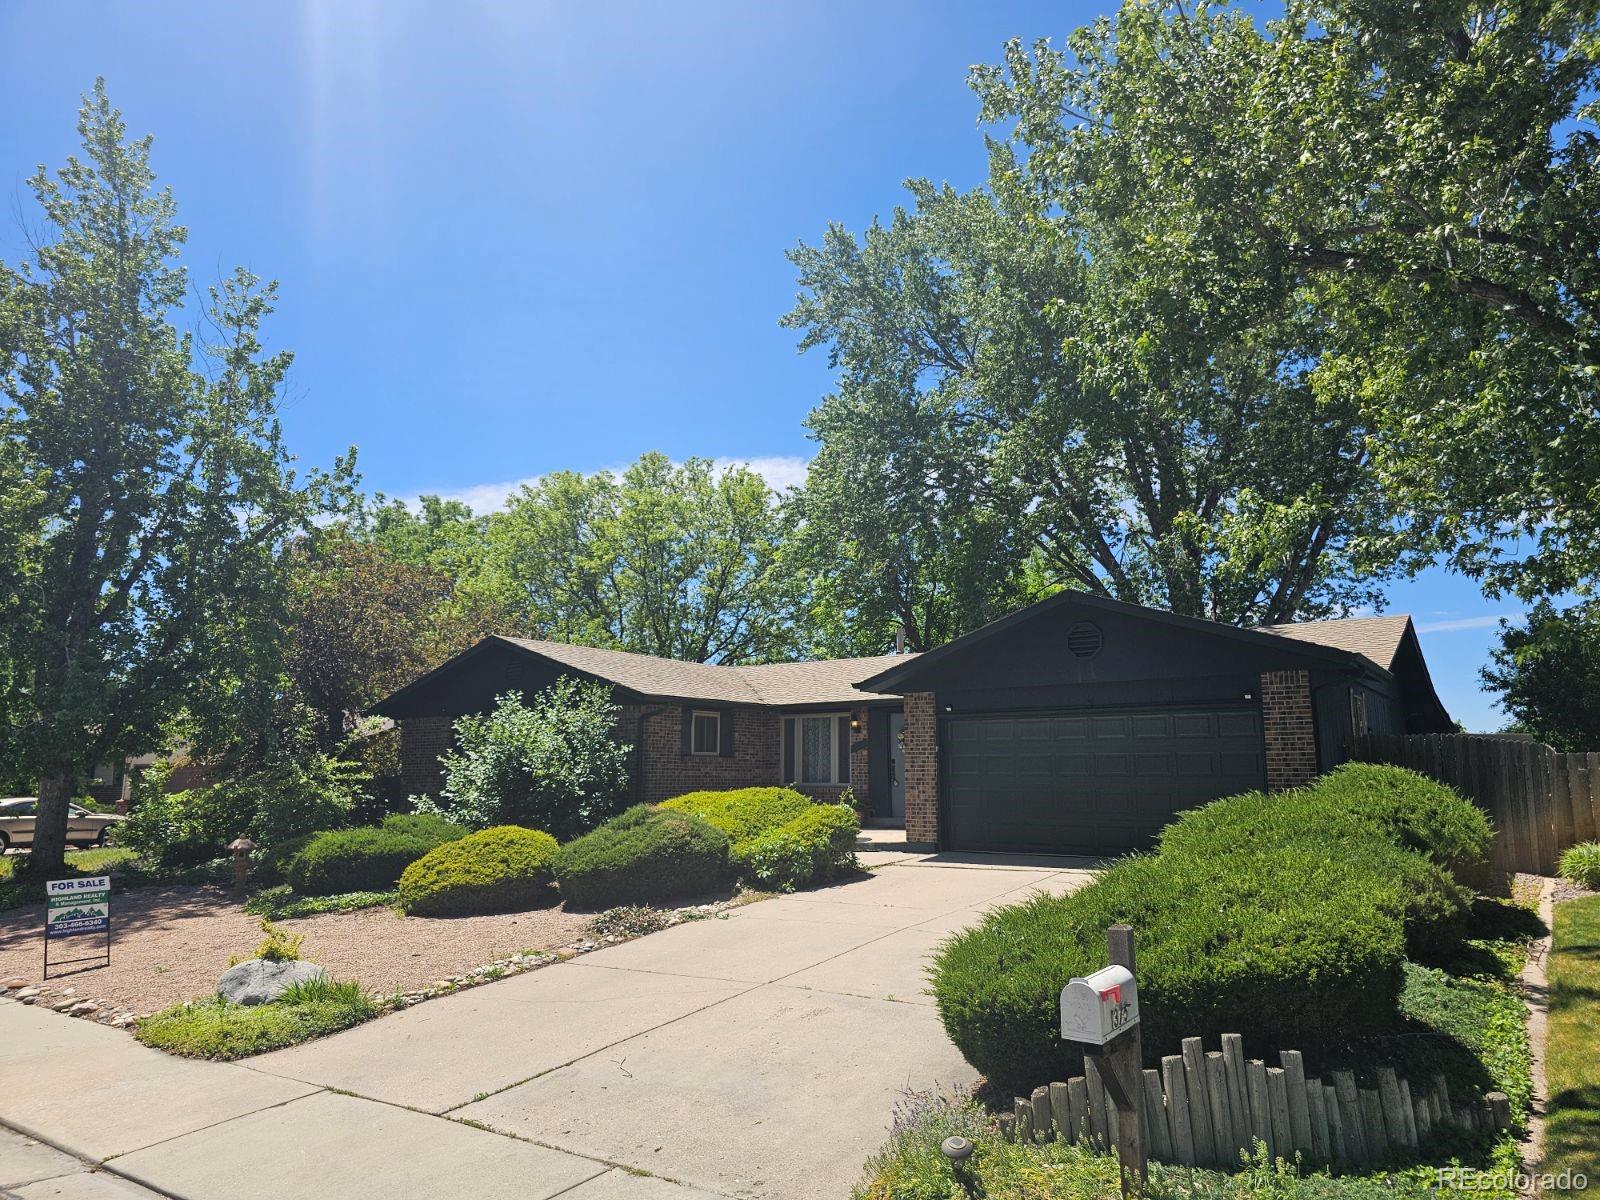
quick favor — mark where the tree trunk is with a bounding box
[32,771,74,877]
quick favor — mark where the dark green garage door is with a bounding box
[943,706,1264,855]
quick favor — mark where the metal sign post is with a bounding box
[44,875,112,980]
[1061,923,1146,1197]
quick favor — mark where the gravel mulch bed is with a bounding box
[0,884,594,1015]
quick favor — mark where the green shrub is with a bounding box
[135,978,376,1060]
[398,825,560,916]
[424,681,632,838]
[552,805,729,909]
[660,787,858,890]
[285,813,466,895]
[660,787,812,842]
[1158,765,1488,953]
[733,803,859,890]
[1558,841,1600,889]
[932,847,1408,1096]
[118,755,365,870]
[244,885,397,920]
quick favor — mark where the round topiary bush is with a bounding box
[551,805,729,910]
[1559,841,1600,889]
[397,825,560,916]
[285,813,467,896]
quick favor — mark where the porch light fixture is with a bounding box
[850,717,861,732]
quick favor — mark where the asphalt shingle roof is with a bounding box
[1254,614,1413,671]
[496,637,911,705]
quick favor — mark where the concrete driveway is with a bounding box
[1,855,1095,1200]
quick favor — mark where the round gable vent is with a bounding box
[1066,621,1104,659]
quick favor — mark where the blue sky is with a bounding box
[0,1,1522,729]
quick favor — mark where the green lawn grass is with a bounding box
[1544,894,1600,1194]
[0,846,139,910]
[134,977,377,1060]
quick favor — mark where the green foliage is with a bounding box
[552,805,730,910]
[1546,895,1600,1188]
[478,452,803,663]
[0,81,354,873]
[854,1092,1416,1199]
[932,849,1407,1097]
[1559,842,1600,890]
[117,756,363,870]
[134,978,375,1060]
[932,766,1484,1095]
[785,166,1407,649]
[660,787,813,843]
[1482,601,1600,751]
[732,803,859,891]
[285,812,465,896]
[251,919,302,963]
[243,885,398,920]
[1397,961,1533,1120]
[660,787,858,890]
[397,825,560,916]
[970,2,1600,601]
[1159,764,1490,951]
[427,682,631,839]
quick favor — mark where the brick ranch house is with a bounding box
[371,592,1451,856]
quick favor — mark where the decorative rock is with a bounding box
[1,977,27,988]
[16,987,41,1003]
[217,959,328,1006]
[68,1000,99,1016]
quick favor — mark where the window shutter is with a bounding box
[680,707,693,757]
[782,717,796,782]
[836,715,850,784]
[719,709,735,757]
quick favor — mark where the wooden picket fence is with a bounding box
[1349,732,1600,877]
[999,1034,1511,1170]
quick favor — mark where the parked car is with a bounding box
[0,797,123,852]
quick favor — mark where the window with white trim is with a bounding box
[784,713,851,785]
[690,710,722,756]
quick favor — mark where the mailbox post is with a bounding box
[1060,924,1146,1197]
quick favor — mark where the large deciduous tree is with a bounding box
[0,83,352,872]
[1482,601,1600,750]
[972,0,1600,599]
[785,173,1409,636]
[483,452,800,663]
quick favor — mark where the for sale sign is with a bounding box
[45,875,110,938]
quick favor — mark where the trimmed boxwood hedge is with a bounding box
[552,805,729,909]
[286,813,467,896]
[661,786,858,890]
[930,764,1488,1097]
[660,787,812,843]
[397,825,560,916]
[732,803,859,891]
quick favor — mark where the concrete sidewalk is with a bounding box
[3,857,1095,1200]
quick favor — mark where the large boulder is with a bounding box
[217,959,328,1006]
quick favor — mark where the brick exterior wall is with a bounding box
[625,705,782,806]
[399,716,455,795]
[399,702,885,811]
[902,691,939,848]
[1261,669,1318,790]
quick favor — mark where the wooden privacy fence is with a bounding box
[999,1034,1510,1170]
[1348,733,1600,876]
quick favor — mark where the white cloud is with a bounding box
[1415,613,1523,634]
[398,454,812,514]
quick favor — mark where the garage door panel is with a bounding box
[943,705,1264,855]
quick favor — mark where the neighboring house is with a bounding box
[371,592,1451,856]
